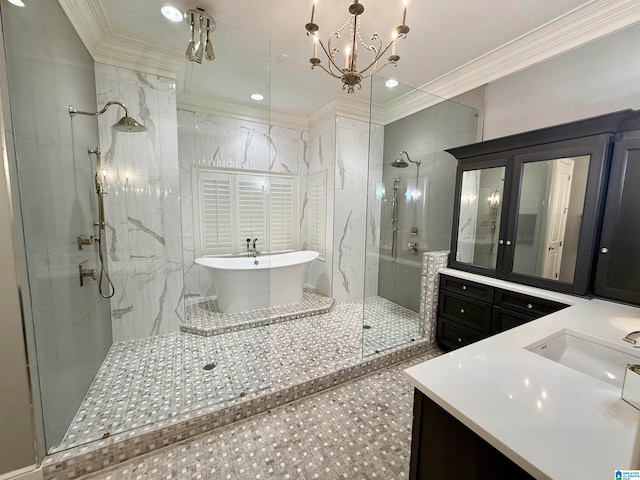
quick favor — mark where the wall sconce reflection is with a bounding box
[375,183,386,200]
[462,193,477,203]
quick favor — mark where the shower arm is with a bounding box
[68,101,130,119]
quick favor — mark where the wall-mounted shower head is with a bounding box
[390,150,420,168]
[68,101,147,133]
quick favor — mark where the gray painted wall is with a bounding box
[484,23,640,139]
[379,100,477,312]
[1,0,112,450]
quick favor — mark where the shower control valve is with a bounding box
[79,263,97,287]
[77,235,95,250]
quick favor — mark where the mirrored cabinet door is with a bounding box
[454,165,506,271]
[511,155,590,283]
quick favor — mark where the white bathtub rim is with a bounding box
[195,250,319,271]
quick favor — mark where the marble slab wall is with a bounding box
[177,109,309,300]
[95,64,183,343]
[305,116,336,297]
[1,1,112,449]
[332,117,384,302]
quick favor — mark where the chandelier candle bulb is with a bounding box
[313,35,318,58]
[310,0,317,24]
[345,45,351,69]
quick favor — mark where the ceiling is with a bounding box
[59,0,640,123]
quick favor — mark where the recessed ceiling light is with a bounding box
[7,0,25,6]
[385,79,399,88]
[251,93,264,101]
[161,6,183,22]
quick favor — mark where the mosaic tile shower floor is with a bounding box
[79,348,443,480]
[56,296,423,453]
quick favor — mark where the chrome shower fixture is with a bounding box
[185,7,216,63]
[68,101,147,133]
[390,150,420,168]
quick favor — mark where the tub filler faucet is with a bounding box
[246,238,259,258]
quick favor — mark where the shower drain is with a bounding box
[203,363,216,371]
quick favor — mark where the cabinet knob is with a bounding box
[506,240,512,246]
[498,239,504,245]
[462,285,467,291]
[460,308,465,314]
[526,303,533,309]
[600,247,609,254]
[457,337,462,343]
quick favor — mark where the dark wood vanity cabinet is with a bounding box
[436,274,568,351]
[593,135,640,304]
[446,110,640,298]
[409,390,534,479]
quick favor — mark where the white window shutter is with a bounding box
[198,173,232,254]
[269,177,296,251]
[236,176,266,248]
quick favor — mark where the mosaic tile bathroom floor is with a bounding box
[79,348,442,480]
[182,288,335,336]
[56,296,423,453]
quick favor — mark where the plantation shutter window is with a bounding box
[193,167,299,256]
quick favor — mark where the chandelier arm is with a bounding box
[358,35,404,76]
[361,60,399,80]
[322,36,344,75]
[312,63,344,80]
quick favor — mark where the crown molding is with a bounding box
[412,0,640,113]
[307,94,371,128]
[177,93,309,131]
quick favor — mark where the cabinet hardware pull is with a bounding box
[457,337,462,343]
[460,308,465,314]
[498,239,504,245]
[600,247,609,254]
[526,303,533,309]
[506,240,512,246]
[462,285,467,290]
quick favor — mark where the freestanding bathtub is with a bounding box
[195,250,319,313]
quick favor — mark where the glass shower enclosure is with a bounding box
[362,77,479,356]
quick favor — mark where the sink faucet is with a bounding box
[252,238,258,257]
[624,331,640,345]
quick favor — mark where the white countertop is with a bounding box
[404,268,640,479]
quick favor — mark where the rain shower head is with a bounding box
[391,157,409,168]
[68,101,147,133]
[390,150,420,168]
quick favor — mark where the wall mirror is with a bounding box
[512,155,590,282]
[455,166,505,270]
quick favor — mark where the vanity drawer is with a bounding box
[437,318,487,351]
[492,306,536,334]
[440,274,494,303]
[494,289,568,318]
[438,291,493,334]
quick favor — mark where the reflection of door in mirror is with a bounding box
[513,156,589,282]
[541,159,574,279]
[456,166,505,270]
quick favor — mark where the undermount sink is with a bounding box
[526,330,640,388]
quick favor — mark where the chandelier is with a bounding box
[185,7,215,63]
[305,0,410,93]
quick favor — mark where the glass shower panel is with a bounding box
[362,76,478,356]
[2,0,273,454]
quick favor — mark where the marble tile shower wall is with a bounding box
[333,117,383,301]
[177,109,309,300]
[95,64,184,343]
[305,116,336,297]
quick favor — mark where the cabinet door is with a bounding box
[594,137,640,304]
[503,137,610,295]
[449,158,511,276]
